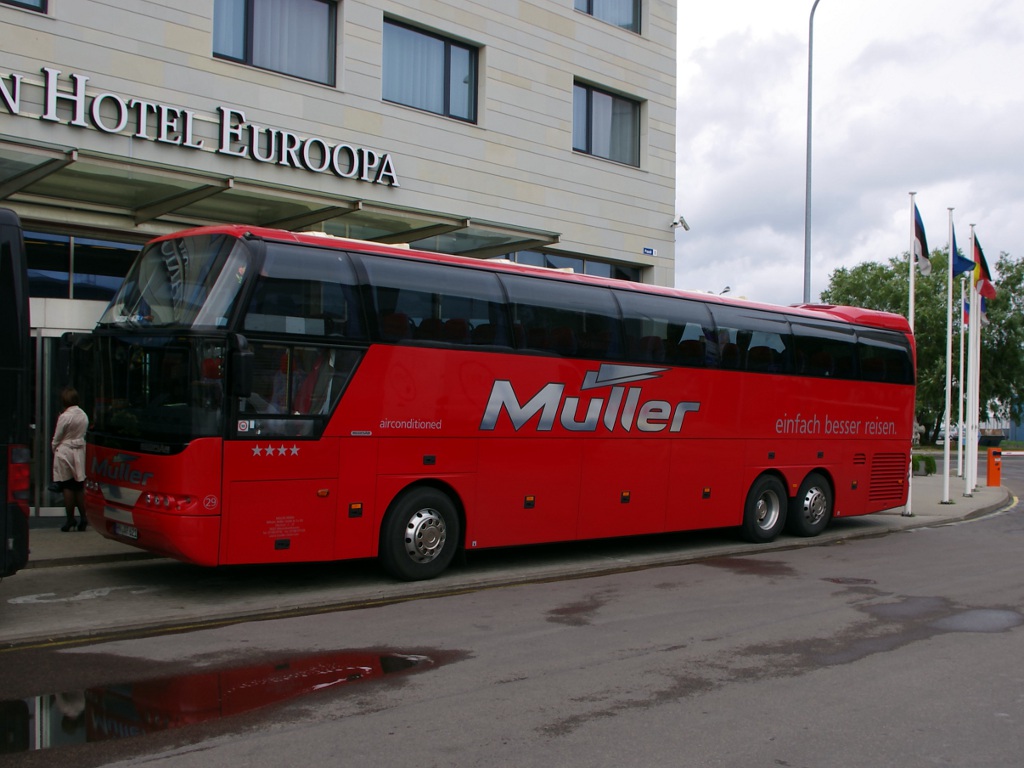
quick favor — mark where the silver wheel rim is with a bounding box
[801,486,828,526]
[403,507,447,563]
[755,489,782,531]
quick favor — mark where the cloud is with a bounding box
[675,0,1024,305]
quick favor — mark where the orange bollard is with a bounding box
[987,448,1002,486]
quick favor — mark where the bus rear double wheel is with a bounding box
[379,486,460,581]
[786,471,833,537]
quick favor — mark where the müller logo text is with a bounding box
[90,454,154,486]
[479,365,700,433]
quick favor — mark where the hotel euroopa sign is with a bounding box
[0,67,400,186]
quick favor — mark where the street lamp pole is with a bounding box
[803,0,824,304]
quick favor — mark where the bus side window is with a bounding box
[241,343,302,415]
[720,339,742,369]
[615,291,713,368]
[321,283,361,338]
[292,347,360,415]
[676,334,706,367]
[503,275,622,360]
[791,320,857,380]
[380,311,414,341]
[361,255,508,348]
[857,330,914,385]
[709,305,792,373]
[243,244,365,340]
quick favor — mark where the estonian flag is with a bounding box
[913,204,931,275]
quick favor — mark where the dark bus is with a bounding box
[0,208,32,577]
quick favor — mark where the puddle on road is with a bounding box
[1,650,435,754]
[929,608,1024,633]
[701,556,796,579]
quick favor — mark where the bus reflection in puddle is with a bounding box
[1,650,433,753]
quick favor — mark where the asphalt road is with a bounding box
[1,457,1021,767]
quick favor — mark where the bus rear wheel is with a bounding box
[787,472,832,537]
[740,475,787,543]
[380,487,460,581]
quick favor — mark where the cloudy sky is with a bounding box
[673,0,1024,305]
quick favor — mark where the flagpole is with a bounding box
[973,228,984,494]
[941,208,954,504]
[957,277,966,477]
[908,193,917,332]
[803,0,824,303]
[965,225,979,495]
[968,287,980,492]
[971,277,983,492]
[905,192,917,517]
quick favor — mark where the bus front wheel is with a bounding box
[380,487,460,581]
[740,475,787,543]
[787,472,832,537]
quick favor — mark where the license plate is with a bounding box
[114,522,138,540]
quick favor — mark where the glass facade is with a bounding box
[25,232,140,301]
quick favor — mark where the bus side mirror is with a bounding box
[230,335,253,398]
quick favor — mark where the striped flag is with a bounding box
[913,204,931,275]
[973,236,997,299]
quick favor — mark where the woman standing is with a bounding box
[52,386,89,532]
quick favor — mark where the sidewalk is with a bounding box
[23,470,1013,571]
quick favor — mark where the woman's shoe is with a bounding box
[77,519,88,531]
[60,521,75,532]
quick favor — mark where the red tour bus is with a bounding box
[81,225,915,580]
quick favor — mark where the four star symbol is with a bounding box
[251,444,301,457]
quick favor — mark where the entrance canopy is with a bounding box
[0,136,560,258]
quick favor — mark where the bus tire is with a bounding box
[787,472,832,537]
[379,487,460,581]
[740,475,787,543]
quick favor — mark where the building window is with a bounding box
[500,251,641,283]
[585,261,642,282]
[25,232,69,299]
[574,0,640,33]
[573,83,640,166]
[25,232,140,301]
[383,20,478,123]
[213,0,336,86]
[1,0,46,11]
[73,237,142,301]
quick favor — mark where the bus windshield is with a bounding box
[89,335,229,446]
[97,233,247,329]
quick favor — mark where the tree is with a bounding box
[820,250,1024,442]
